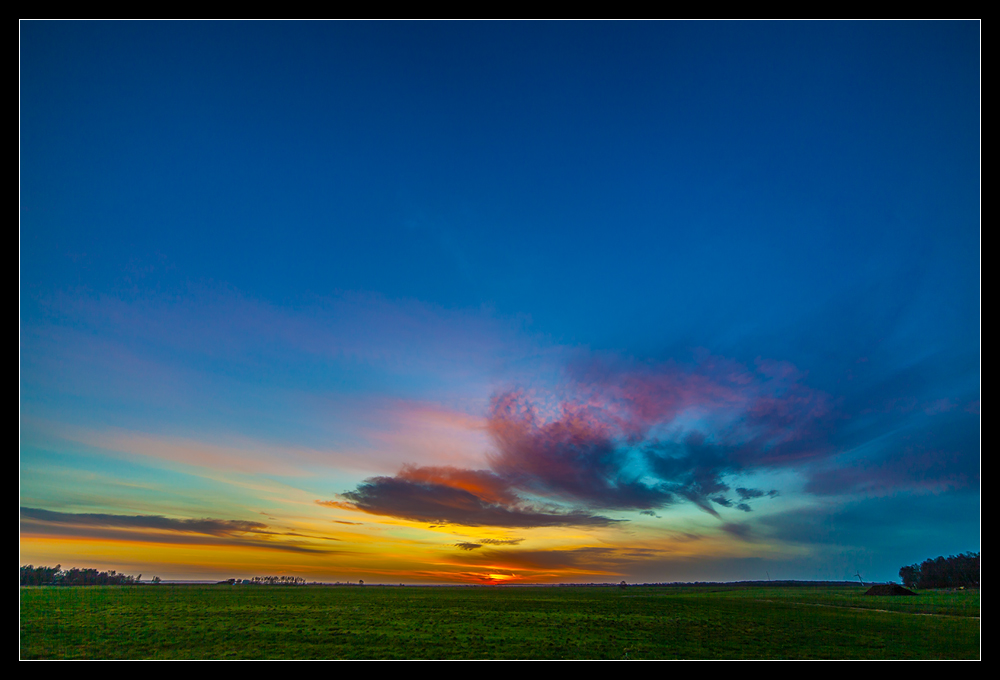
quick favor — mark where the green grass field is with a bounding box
[19,584,980,659]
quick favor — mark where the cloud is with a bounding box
[336,352,839,526]
[729,487,775,512]
[804,412,979,497]
[486,390,676,510]
[445,545,682,581]
[40,287,525,376]
[721,522,753,541]
[485,354,834,515]
[20,507,268,536]
[338,466,620,528]
[452,547,621,572]
[736,487,766,500]
[19,508,332,554]
[566,353,834,464]
[316,500,360,511]
[455,542,483,550]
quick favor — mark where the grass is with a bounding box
[19,584,980,659]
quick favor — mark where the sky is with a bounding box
[20,21,980,585]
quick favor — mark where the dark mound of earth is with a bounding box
[864,584,917,596]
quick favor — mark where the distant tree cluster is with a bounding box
[248,576,307,585]
[20,565,63,586]
[20,565,150,586]
[899,552,979,589]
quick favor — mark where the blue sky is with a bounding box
[20,21,979,584]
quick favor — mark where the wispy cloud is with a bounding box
[804,410,978,497]
[21,507,269,535]
[478,537,523,546]
[20,507,333,555]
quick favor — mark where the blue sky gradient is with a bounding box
[21,21,979,584]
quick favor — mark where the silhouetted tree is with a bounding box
[899,552,979,589]
[20,564,142,586]
[20,564,61,586]
[899,564,920,588]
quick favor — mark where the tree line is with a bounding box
[222,576,307,585]
[899,552,979,589]
[20,565,158,586]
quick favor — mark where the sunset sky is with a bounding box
[20,21,979,584]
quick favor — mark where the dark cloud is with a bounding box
[479,538,523,546]
[721,522,753,541]
[732,488,776,512]
[20,507,268,536]
[339,468,620,528]
[455,542,483,550]
[19,507,332,554]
